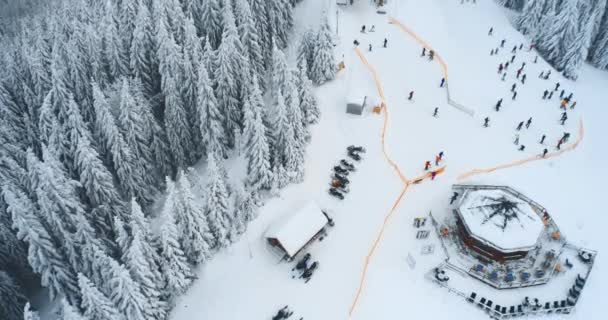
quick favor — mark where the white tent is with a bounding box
[265,202,329,258]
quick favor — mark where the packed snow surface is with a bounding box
[265,201,328,258]
[171,0,608,319]
[458,189,544,252]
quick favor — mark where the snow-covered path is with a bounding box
[170,1,608,319]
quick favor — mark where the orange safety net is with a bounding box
[457,119,584,181]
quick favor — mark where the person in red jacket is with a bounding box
[424,161,431,171]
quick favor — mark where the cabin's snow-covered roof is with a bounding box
[266,202,328,257]
[458,189,544,252]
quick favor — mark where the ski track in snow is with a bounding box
[170,1,608,320]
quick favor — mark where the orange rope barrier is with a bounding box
[348,47,447,318]
[457,119,584,181]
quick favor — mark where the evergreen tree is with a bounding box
[200,0,223,48]
[249,0,271,68]
[158,177,193,295]
[3,186,79,303]
[296,58,320,125]
[235,0,266,90]
[197,55,226,158]
[105,257,147,320]
[130,0,157,96]
[267,0,294,49]
[127,198,165,287]
[204,153,232,248]
[123,220,167,320]
[590,7,608,68]
[215,4,245,149]
[517,0,546,37]
[77,273,123,320]
[92,83,151,205]
[103,1,129,81]
[0,271,27,320]
[117,79,157,188]
[243,77,272,190]
[561,1,588,79]
[233,184,258,235]
[310,18,336,85]
[297,29,316,79]
[158,21,193,170]
[175,170,213,264]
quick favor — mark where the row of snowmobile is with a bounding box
[328,146,365,200]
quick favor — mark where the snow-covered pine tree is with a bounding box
[233,184,259,235]
[113,216,130,262]
[296,58,320,126]
[2,186,79,303]
[516,0,546,37]
[552,0,584,77]
[103,1,129,82]
[175,170,213,264]
[117,79,157,188]
[104,256,147,320]
[22,303,40,320]
[197,57,227,158]
[77,273,123,320]
[200,0,223,49]
[130,0,158,97]
[123,216,167,320]
[270,43,289,99]
[536,1,577,65]
[157,19,193,170]
[310,18,336,85]
[589,6,608,68]
[215,3,246,149]
[297,29,316,79]
[202,37,217,83]
[204,153,233,248]
[248,0,271,68]
[243,77,272,190]
[60,299,86,320]
[285,80,306,182]
[75,133,123,235]
[158,177,193,295]
[0,219,29,278]
[235,0,266,91]
[92,83,151,205]
[0,271,27,320]
[267,0,294,49]
[496,0,526,11]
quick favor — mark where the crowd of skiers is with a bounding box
[484,27,578,158]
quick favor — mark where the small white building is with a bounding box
[265,202,330,259]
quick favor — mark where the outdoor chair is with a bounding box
[554,301,559,308]
[501,307,507,314]
[494,304,501,312]
[545,302,551,309]
[517,305,523,314]
[561,300,566,308]
[478,297,487,308]
[567,296,577,306]
[509,306,515,314]
[468,292,477,303]
[486,300,493,309]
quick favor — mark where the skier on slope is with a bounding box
[483,117,490,127]
[570,101,577,110]
[567,92,573,101]
[505,61,510,69]
[540,134,546,144]
[440,78,445,87]
[562,132,571,142]
[435,154,441,165]
[557,139,563,150]
[555,82,560,91]
[548,91,553,99]
[517,69,522,78]
[421,47,426,56]
[429,50,435,60]
[501,39,506,47]
[495,98,503,111]
[433,107,439,117]
[439,151,444,159]
[511,55,516,63]
[511,46,517,53]
[514,133,520,145]
[369,44,372,52]
[542,148,548,157]
[408,91,414,100]
[512,91,517,100]
[560,115,568,125]
[383,38,388,48]
[519,145,525,151]
[560,89,565,99]
[424,161,431,171]
[521,62,526,69]
[561,99,568,109]
[516,121,524,131]
[526,117,532,129]
[501,73,506,81]
[488,27,493,35]
[498,63,504,73]
[511,83,517,92]
[361,25,366,33]
[543,90,549,99]
[521,74,526,84]
[539,71,544,79]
